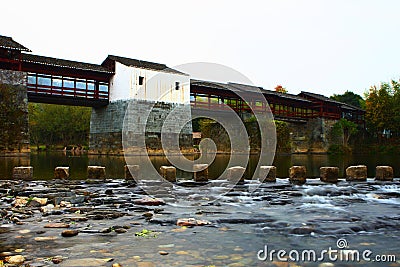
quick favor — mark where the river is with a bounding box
[0,152,399,180]
[0,152,399,266]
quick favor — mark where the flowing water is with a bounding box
[0,153,399,266]
[0,152,399,180]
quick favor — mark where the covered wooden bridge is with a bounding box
[0,35,113,107]
[190,80,365,125]
[0,35,365,124]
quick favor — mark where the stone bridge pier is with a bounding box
[89,99,194,155]
[0,70,30,155]
[287,118,337,153]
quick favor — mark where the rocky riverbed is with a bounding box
[0,178,399,266]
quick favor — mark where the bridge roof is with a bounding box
[191,79,312,104]
[299,91,364,111]
[228,82,312,103]
[191,79,239,91]
[21,54,113,74]
[103,55,188,76]
[0,35,31,52]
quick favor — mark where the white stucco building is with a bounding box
[102,55,190,104]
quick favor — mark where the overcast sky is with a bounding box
[2,0,400,96]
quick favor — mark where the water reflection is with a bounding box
[0,152,399,180]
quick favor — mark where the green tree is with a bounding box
[391,80,400,136]
[331,118,358,148]
[275,85,287,94]
[330,91,365,108]
[365,81,398,138]
[28,103,42,150]
[274,120,291,153]
[28,103,92,149]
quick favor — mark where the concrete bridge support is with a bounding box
[286,118,337,153]
[0,70,30,154]
[89,99,193,155]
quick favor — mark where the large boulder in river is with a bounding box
[259,166,276,182]
[320,167,339,183]
[134,197,166,206]
[177,218,211,227]
[289,166,307,185]
[346,165,367,181]
[61,229,79,237]
[5,255,25,265]
[193,164,209,182]
[375,166,393,181]
[125,164,139,181]
[87,166,106,179]
[54,167,69,179]
[226,166,246,183]
[12,166,33,180]
[160,166,176,182]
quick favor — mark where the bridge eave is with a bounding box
[27,93,109,108]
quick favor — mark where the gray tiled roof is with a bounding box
[105,55,188,76]
[299,91,364,111]
[299,91,343,104]
[191,79,240,92]
[228,82,312,103]
[191,79,312,103]
[0,35,31,52]
[21,54,113,74]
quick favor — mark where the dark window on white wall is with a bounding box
[139,76,144,85]
[175,81,180,90]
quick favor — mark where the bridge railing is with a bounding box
[26,73,109,100]
[190,100,326,120]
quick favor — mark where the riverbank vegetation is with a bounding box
[28,103,91,151]
[329,79,400,154]
[327,118,359,154]
[365,80,400,141]
[330,90,365,108]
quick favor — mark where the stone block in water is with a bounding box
[125,165,139,181]
[375,166,393,181]
[13,166,33,180]
[87,166,106,179]
[160,166,176,182]
[193,164,209,182]
[320,167,339,183]
[346,165,367,181]
[289,166,307,184]
[54,167,69,179]
[259,166,276,182]
[226,166,245,183]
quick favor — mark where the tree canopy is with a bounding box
[331,118,358,147]
[275,85,287,94]
[28,103,92,149]
[330,91,365,108]
[365,80,400,138]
